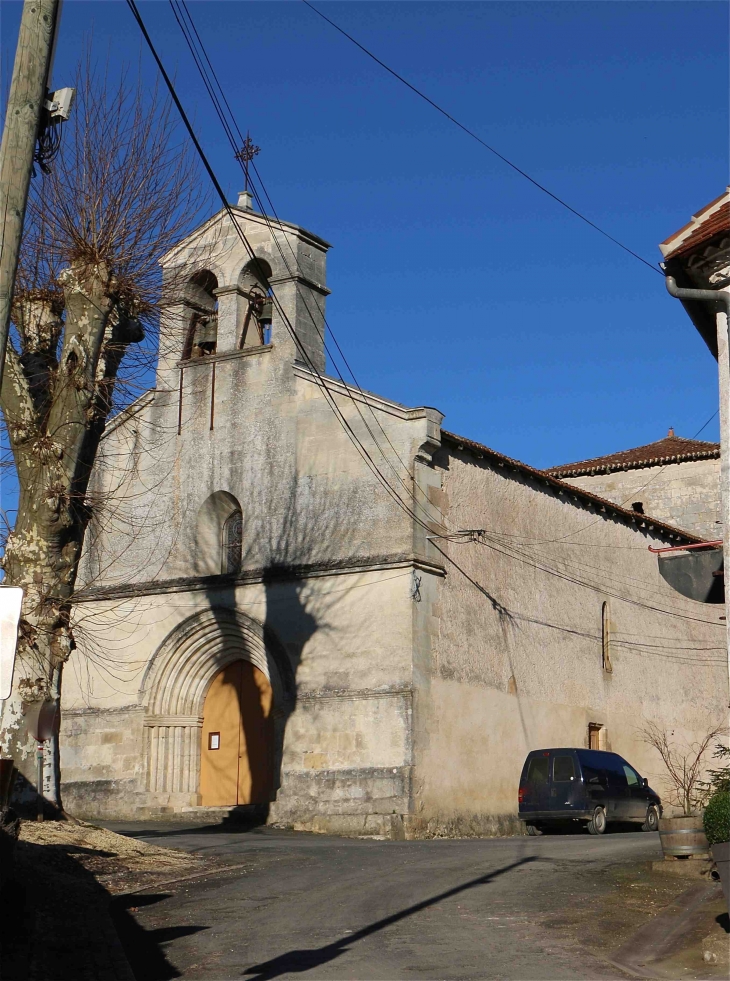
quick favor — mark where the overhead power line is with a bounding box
[125,0,722,653]
[168,0,444,530]
[125,0,441,543]
[301,0,663,277]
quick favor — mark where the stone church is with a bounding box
[61,195,727,835]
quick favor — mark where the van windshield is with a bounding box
[526,756,549,785]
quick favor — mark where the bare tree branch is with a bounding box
[0,49,212,812]
[639,720,729,815]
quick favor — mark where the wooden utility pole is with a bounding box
[0,0,60,391]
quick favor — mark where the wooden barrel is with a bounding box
[658,816,709,858]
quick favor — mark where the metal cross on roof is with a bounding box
[235,132,260,192]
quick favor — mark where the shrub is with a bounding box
[703,790,730,846]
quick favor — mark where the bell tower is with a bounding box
[156,188,331,392]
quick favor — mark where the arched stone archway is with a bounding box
[141,608,294,805]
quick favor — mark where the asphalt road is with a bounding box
[108,823,663,981]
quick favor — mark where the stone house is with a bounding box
[546,430,721,540]
[61,196,728,835]
[659,188,730,664]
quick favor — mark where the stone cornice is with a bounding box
[293,364,445,427]
[176,344,273,368]
[73,555,445,604]
[269,273,330,296]
[144,715,203,727]
[297,686,413,702]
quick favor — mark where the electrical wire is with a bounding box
[126,0,439,545]
[125,0,724,658]
[170,0,717,565]
[169,0,443,530]
[495,407,722,547]
[301,0,663,277]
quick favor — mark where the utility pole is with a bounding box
[0,0,61,391]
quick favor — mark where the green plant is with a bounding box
[700,742,730,799]
[703,790,730,846]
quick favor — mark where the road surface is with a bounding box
[108,822,662,980]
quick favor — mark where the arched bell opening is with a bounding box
[238,258,273,348]
[183,269,219,359]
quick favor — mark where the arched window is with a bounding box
[222,509,243,574]
[601,601,612,673]
[183,270,218,359]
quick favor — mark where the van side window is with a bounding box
[582,764,605,785]
[553,756,575,782]
[605,756,628,788]
[622,764,639,787]
[526,757,549,785]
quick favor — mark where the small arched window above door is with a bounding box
[222,508,243,574]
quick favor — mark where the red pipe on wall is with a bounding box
[648,540,722,554]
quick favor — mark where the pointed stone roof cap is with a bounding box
[545,429,720,478]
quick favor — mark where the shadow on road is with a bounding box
[111,813,277,840]
[111,893,208,981]
[242,856,538,980]
[0,837,204,981]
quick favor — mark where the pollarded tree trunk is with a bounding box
[0,261,141,809]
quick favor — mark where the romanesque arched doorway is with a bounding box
[200,659,274,806]
[141,608,295,810]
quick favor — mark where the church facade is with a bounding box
[61,197,728,835]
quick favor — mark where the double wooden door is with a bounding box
[200,660,274,806]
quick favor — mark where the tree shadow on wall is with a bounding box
[196,465,376,828]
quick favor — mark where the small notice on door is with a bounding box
[209,732,220,750]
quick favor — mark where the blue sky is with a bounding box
[2,1,728,474]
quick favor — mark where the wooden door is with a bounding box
[200,660,274,806]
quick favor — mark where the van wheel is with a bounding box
[586,806,607,835]
[525,824,543,836]
[642,805,659,832]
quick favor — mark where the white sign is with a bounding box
[0,586,23,700]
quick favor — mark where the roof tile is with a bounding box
[663,201,730,260]
[546,432,719,478]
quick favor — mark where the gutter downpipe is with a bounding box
[665,276,730,702]
[648,540,722,554]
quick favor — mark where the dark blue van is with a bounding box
[518,748,661,835]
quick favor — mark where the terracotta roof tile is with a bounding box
[545,431,719,478]
[660,191,729,246]
[663,201,730,260]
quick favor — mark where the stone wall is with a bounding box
[62,203,725,834]
[61,706,145,819]
[559,457,720,540]
[65,557,422,824]
[408,445,728,835]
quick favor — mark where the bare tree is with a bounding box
[640,720,728,816]
[0,56,210,809]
